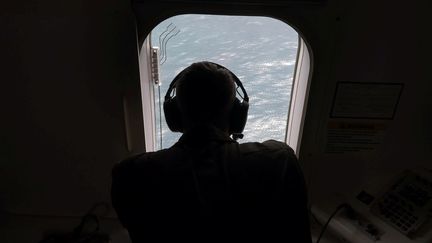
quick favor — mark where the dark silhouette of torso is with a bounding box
[112,126,312,243]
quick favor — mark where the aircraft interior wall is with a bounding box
[298,1,432,241]
[1,0,142,241]
[1,0,431,242]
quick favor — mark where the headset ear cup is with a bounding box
[163,97,183,132]
[229,98,249,134]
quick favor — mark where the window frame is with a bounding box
[139,15,312,153]
[285,36,312,154]
[139,37,157,152]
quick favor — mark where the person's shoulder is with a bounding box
[112,152,144,179]
[235,140,297,167]
[230,140,299,177]
[112,148,176,177]
[239,139,295,155]
[262,140,295,153]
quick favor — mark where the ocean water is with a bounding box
[150,14,298,149]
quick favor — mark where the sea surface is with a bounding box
[151,14,298,149]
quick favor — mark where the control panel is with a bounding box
[370,170,432,237]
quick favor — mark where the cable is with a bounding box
[315,203,349,243]
[158,23,173,62]
[86,202,110,217]
[73,214,100,238]
[310,209,321,225]
[160,26,177,64]
[158,84,163,150]
[38,203,110,243]
[160,29,180,65]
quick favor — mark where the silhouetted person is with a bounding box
[111,62,312,242]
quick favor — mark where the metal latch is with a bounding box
[150,47,160,85]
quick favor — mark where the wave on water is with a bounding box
[151,14,298,149]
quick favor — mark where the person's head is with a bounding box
[164,61,248,134]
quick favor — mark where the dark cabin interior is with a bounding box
[1,0,431,242]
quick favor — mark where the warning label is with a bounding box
[325,121,387,153]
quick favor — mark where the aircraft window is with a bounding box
[143,14,307,151]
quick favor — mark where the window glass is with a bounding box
[150,14,298,149]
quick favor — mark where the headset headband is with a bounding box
[163,61,249,136]
[165,62,249,103]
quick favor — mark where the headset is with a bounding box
[163,62,249,136]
